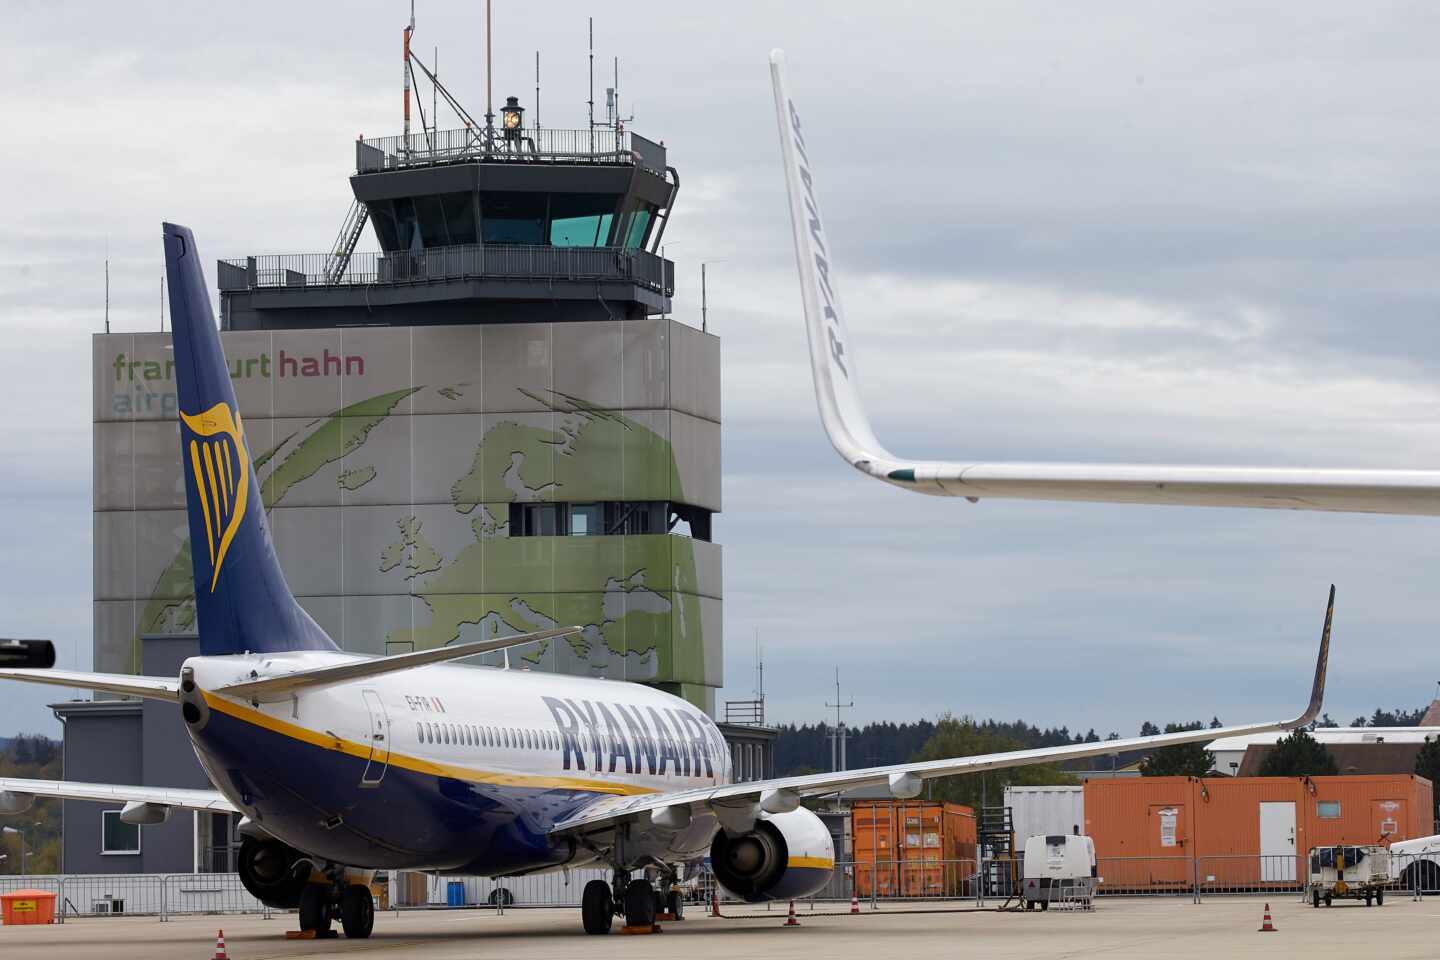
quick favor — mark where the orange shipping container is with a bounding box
[1083,775,1433,892]
[850,801,976,898]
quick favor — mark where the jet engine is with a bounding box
[237,836,310,909]
[709,807,835,902]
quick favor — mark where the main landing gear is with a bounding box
[298,879,375,939]
[581,868,677,934]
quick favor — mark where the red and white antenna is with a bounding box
[402,1,415,150]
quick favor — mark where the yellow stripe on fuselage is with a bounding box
[200,691,662,797]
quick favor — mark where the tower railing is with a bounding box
[219,243,674,295]
[357,127,667,175]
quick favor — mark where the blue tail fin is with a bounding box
[164,223,338,657]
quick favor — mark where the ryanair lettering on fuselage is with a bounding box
[544,696,720,779]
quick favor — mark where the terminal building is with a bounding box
[60,103,732,872]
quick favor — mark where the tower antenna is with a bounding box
[484,0,495,140]
[402,0,415,153]
[587,17,595,150]
[535,50,541,130]
[825,667,855,772]
[104,256,110,334]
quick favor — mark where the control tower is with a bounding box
[93,95,721,728]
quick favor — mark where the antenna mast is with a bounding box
[484,0,495,140]
[825,667,855,772]
[587,17,595,150]
[535,50,541,130]
[104,258,110,334]
[402,0,415,152]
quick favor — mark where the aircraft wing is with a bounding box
[0,777,236,814]
[553,586,1332,836]
[0,669,180,702]
[215,626,582,701]
[769,49,1440,517]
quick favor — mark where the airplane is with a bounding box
[770,49,1440,516]
[0,222,1337,939]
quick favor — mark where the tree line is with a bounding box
[0,734,61,875]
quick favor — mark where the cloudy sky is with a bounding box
[4,2,1440,740]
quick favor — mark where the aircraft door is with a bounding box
[360,688,390,787]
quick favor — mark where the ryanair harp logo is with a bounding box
[180,402,249,592]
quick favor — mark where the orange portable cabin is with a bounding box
[851,801,977,897]
[1083,775,1433,892]
[0,889,57,926]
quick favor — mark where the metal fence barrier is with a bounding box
[3,853,1436,923]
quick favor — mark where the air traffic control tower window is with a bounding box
[480,192,548,245]
[550,194,619,247]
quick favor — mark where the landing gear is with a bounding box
[624,878,657,928]
[664,888,684,919]
[340,885,375,939]
[582,879,614,935]
[299,884,332,936]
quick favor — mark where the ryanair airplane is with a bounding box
[0,64,1340,940]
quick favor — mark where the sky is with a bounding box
[4,1,1440,740]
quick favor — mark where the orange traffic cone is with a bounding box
[1258,903,1276,933]
[213,929,228,960]
[850,892,860,915]
[782,899,801,927]
[710,889,721,918]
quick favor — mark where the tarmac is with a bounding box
[1,896,1437,959]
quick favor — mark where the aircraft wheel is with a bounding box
[299,884,332,935]
[1376,889,1384,906]
[624,878,657,928]
[665,889,684,919]
[340,885,374,939]
[582,880,614,935]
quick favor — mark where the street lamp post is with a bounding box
[2,826,30,876]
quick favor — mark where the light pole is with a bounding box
[2,825,31,876]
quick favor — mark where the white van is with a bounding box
[1021,834,1097,909]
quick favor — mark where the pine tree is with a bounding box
[1138,722,1213,777]
[1258,729,1338,777]
[1415,737,1440,786]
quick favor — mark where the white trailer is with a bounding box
[1387,834,1440,893]
[1020,835,1097,910]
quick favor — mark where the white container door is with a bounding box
[1259,801,1296,882]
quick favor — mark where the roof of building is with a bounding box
[1236,742,1429,777]
[1209,727,1440,752]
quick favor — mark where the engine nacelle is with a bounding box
[709,807,835,902]
[237,836,310,910]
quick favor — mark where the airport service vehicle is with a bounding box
[771,49,1440,516]
[1021,835,1096,910]
[1308,845,1391,907]
[1388,834,1440,894]
[0,222,1336,941]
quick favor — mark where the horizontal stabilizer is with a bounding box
[0,669,179,702]
[216,626,582,701]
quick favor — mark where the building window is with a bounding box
[1317,801,1341,819]
[101,811,141,855]
[570,503,602,536]
[512,503,560,537]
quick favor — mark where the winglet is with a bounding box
[769,50,894,477]
[1286,584,1334,729]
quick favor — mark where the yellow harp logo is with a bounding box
[180,402,249,592]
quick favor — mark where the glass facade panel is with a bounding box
[623,208,653,250]
[549,194,621,246]
[480,192,547,244]
[571,503,602,535]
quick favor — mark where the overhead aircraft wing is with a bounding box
[769,49,1440,517]
[553,585,1332,836]
[0,776,236,814]
[0,669,180,702]
[215,626,582,701]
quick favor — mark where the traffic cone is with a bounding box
[782,899,801,927]
[1258,903,1276,933]
[710,889,721,917]
[850,891,860,915]
[213,929,228,960]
